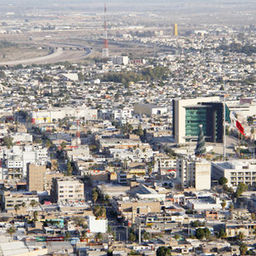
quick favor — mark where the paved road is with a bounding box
[0,48,64,66]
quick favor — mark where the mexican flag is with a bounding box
[225,104,245,136]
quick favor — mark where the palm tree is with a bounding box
[14,204,20,213]
[221,200,226,210]
[95,232,103,241]
[30,200,38,208]
[33,211,38,222]
[65,231,71,241]
[6,226,16,241]
[92,190,98,203]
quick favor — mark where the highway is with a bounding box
[0,45,92,66]
[0,48,64,66]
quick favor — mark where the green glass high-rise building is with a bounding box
[172,97,224,144]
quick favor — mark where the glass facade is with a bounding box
[185,103,223,143]
[185,108,207,137]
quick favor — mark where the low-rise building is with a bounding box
[0,191,39,212]
[225,222,256,238]
[212,160,256,189]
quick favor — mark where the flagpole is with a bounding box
[223,81,226,160]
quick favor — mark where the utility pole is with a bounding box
[138,221,141,244]
[102,2,109,58]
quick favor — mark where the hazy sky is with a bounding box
[0,0,255,23]
[1,0,254,10]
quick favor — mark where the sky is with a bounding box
[0,0,254,22]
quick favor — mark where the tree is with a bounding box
[219,177,228,186]
[204,228,211,239]
[67,161,73,176]
[65,231,71,241]
[14,204,20,213]
[96,232,103,241]
[99,207,106,218]
[6,226,16,240]
[221,200,226,210]
[239,243,247,255]
[129,232,137,242]
[217,228,227,238]
[45,139,52,148]
[247,116,253,126]
[237,231,244,241]
[134,124,143,137]
[190,220,204,228]
[235,183,248,197]
[121,123,133,136]
[92,190,99,203]
[2,136,13,149]
[60,141,66,150]
[33,211,38,221]
[93,206,106,218]
[156,246,172,256]
[107,250,113,256]
[195,228,211,240]
[143,232,150,241]
[174,234,181,240]
[251,127,255,136]
[30,200,38,208]
[195,228,205,240]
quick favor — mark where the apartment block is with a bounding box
[177,158,211,190]
[51,177,84,203]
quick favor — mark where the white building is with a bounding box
[112,107,133,123]
[212,160,256,189]
[88,216,108,233]
[172,96,221,144]
[153,153,176,173]
[12,133,33,144]
[112,56,129,65]
[186,192,222,211]
[135,184,166,201]
[177,158,211,190]
[1,145,49,178]
[67,145,91,161]
[31,106,97,124]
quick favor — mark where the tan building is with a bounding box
[177,158,211,190]
[225,222,256,238]
[51,177,84,203]
[27,164,46,192]
[111,199,161,223]
[45,171,64,193]
[0,191,39,212]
